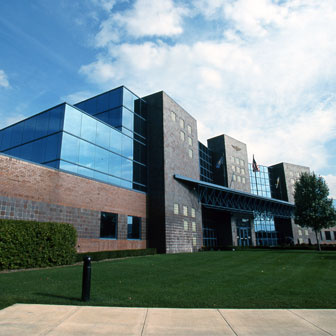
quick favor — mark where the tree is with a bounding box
[294,172,336,251]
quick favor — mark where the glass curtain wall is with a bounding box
[199,141,214,183]
[0,104,65,169]
[248,163,279,246]
[60,104,146,191]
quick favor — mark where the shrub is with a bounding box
[76,248,157,262]
[0,219,77,270]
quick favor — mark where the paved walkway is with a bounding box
[0,304,335,335]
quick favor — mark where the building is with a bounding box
[0,86,335,253]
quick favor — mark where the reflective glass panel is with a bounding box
[110,129,122,154]
[44,133,61,162]
[96,92,110,113]
[10,122,24,147]
[94,146,109,173]
[77,165,94,178]
[96,121,110,150]
[60,133,79,164]
[122,107,134,131]
[123,88,135,112]
[122,135,133,159]
[78,139,95,169]
[108,152,122,177]
[64,105,82,137]
[81,113,97,143]
[48,105,65,134]
[22,117,37,143]
[121,157,132,181]
[59,160,78,174]
[34,111,49,139]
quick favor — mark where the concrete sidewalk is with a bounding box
[0,304,335,336]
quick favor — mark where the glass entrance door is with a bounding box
[237,227,251,246]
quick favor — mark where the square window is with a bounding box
[171,111,176,121]
[127,216,141,239]
[180,118,184,128]
[174,203,179,215]
[184,220,188,231]
[188,149,193,158]
[188,137,193,146]
[192,221,196,232]
[192,237,197,246]
[180,131,185,141]
[187,125,192,134]
[236,167,241,174]
[100,212,118,239]
[237,175,241,182]
[183,205,188,216]
[191,208,196,218]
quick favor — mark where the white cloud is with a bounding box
[0,69,10,88]
[0,114,25,129]
[95,0,188,46]
[62,90,96,104]
[323,174,336,199]
[80,0,336,188]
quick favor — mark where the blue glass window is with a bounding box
[0,127,11,150]
[94,146,109,173]
[96,92,110,113]
[127,216,141,239]
[22,117,37,143]
[96,122,110,150]
[78,139,95,169]
[122,135,133,159]
[109,107,122,128]
[48,105,65,134]
[122,107,134,131]
[121,157,132,181]
[100,212,118,239]
[64,105,82,137]
[110,129,122,154]
[34,111,49,139]
[61,133,79,164]
[108,152,122,177]
[77,165,94,178]
[123,88,135,112]
[81,113,97,143]
[10,122,24,147]
[44,133,61,162]
[59,160,78,174]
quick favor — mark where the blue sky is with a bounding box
[0,0,335,197]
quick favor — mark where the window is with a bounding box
[183,205,188,216]
[236,166,241,174]
[184,220,188,231]
[188,137,193,146]
[188,149,193,158]
[305,230,309,236]
[325,231,331,240]
[174,203,179,215]
[192,221,196,232]
[127,216,141,239]
[191,208,196,218]
[171,111,176,121]
[232,165,235,172]
[180,131,185,141]
[192,237,197,246]
[242,177,246,184]
[100,212,118,239]
[241,168,245,175]
[298,229,302,236]
[240,159,244,166]
[180,118,184,128]
[187,125,192,134]
[235,157,240,164]
[232,174,236,181]
[237,175,241,183]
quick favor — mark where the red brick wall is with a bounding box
[0,154,146,217]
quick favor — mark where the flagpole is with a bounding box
[254,171,259,195]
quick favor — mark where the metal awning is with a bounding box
[174,174,294,218]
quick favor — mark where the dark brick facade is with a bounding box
[0,154,147,252]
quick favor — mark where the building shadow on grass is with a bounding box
[35,293,81,302]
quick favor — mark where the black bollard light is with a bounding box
[81,256,91,302]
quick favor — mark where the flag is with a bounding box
[252,155,260,172]
[216,155,224,168]
[275,177,280,189]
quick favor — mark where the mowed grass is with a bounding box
[1,250,336,310]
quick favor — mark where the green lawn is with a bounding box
[1,250,336,310]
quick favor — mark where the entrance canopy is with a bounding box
[174,174,294,218]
